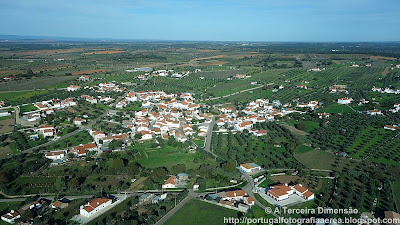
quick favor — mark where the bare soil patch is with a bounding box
[192,55,227,61]
[83,50,126,55]
[0,118,15,134]
[128,177,147,191]
[0,70,24,76]
[382,67,390,76]
[0,146,12,159]
[2,48,86,56]
[199,61,228,66]
[369,55,396,61]
[270,175,318,191]
[281,124,309,136]
[196,49,221,53]
[32,64,72,73]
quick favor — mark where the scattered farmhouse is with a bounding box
[239,163,262,174]
[1,210,21,224]
[337,98,353,104]
[45,150,66,160]
[80,198,112,217]
[267,183,314,202]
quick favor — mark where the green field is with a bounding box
[0,90,49,102]
[45,131,92,150]
[164,199,238,225]
[20,104,38,113]
[0,115,13,121]
[295,145,314,154]
[294,149,336,170]
[392,180,400,210]
[323,104,354,113]
[135,144,201,170]
[258,177,275,188]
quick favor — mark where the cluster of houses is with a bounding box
[296,101,319,110]
[67,81,125,93]
[329,84,348,93]
[138,193,168,205]
[206,189,255,212]
[111,91,211,143]
[1,195,116,222]
[371,86,400,94]
[19,97,80,123]
[215,98,304,132]
[1,198,53,224]
[266,183,314,202]
[234,74,251,79]
[390,103,400,113]
[35,98,77,111]
[136,69,191,80]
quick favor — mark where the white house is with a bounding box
[267,183,314,202]
[162,176,177,189]
[80,198,112,217]
[126,92,137,102]
[337,98,353,104]
[366,109,382,116]
[140,131,153,140]
[45,150,66,160]
[73,118,85,126]
[292,184,315,200]
[239,163,262,174]
[38,125,56,137]
[67,85,81,92]
[384,125,400,131]
[235,121,253,131]
[79,75,89,81]
[267,184,294,201]
[1,210,21,224]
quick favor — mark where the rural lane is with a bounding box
[154,189,197,225]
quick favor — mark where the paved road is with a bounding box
[0,194,96,203]
[203,116,220,158]
[0,198,27,202]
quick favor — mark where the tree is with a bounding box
[109,140,123,150]
[134,133,142,140]
[222,161,236,172]
[0,171,10,185]
[111,158,124,172]
[150,167,168,182]
[171,164,186,174]
[68,178,79,189]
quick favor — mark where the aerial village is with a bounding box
[1,65,400,224]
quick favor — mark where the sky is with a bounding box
[0,0,399,42]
